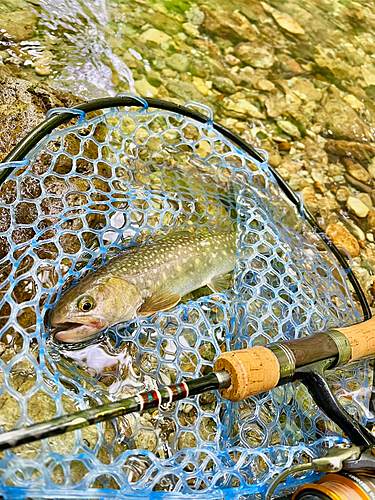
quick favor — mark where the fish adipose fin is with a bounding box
[138,290,181,315]
[208,273,233,293]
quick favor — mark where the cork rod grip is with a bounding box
[214,346,280,402]
[337,316,375,362]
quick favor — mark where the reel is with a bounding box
[293,472,375,500]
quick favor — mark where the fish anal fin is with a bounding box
[138,290,181,315]
[208,273,233,293]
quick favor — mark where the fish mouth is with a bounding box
[52,319,107,343]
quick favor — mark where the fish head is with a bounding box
[50,277,141,343]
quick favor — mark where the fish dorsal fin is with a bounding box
[208,273,233,293]
[138,290,181,315]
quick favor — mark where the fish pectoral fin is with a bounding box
[138,290,181,315]
[208,273,233,293]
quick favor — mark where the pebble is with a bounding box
[253,78,275,91]
[201,7,257,42]
[347,196,370,218]
[304,138,328,165]
[368,159,375,179]
[162,68,177,78]
[134,77,158,97]
[35,65,51,76]
[235,42,275,69]
[277,119,301,139]
[182,22,200,38]
[343,94,365,111]
[326,223,360,257]
[277,160,302,181]
[346,162,371,184]
[139,28,171,45]
[260,2,305,34]
[367,208,375,229]
[33,50,53,67]
[359,193,372,209]
[268,150,281,167]
[301,185,316,204]
[223,98,266,119]
[224,54,241,66]
[166,53,190,73]
[212,76,237,94]
[336,187,351,202]
[191,77,211,96]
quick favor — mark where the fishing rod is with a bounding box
[0,319,374,451]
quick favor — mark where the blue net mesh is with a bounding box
[0,99,372,499]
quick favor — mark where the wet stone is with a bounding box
[324,140,375,160]
[0,10,37,42]
[317,95,373,142]
[139,28,171,45]
[165,54,190,73]
[345,161,371,184]
[166,80,209,104]
[212,76,237,94]
[347,196,370,218]
[201,7,257,42]
[326,223,360,258]
[235,42,275,69]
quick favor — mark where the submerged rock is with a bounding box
[0,71,82,162]
[235,42,275,69]
[201,7,257,42]
[166,80,209,104]
[316,95,373,142]
[326,223,360,258]
[324,140,375,160]
[0,9,37,42]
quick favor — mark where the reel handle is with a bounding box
[214,317,375,402]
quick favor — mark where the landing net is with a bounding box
[0,97,372,499]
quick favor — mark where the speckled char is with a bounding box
[50,228,237,342]
[99,229,237,299]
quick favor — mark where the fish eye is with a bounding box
[78,296,95,312]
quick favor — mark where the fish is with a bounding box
[50,229,236,343]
